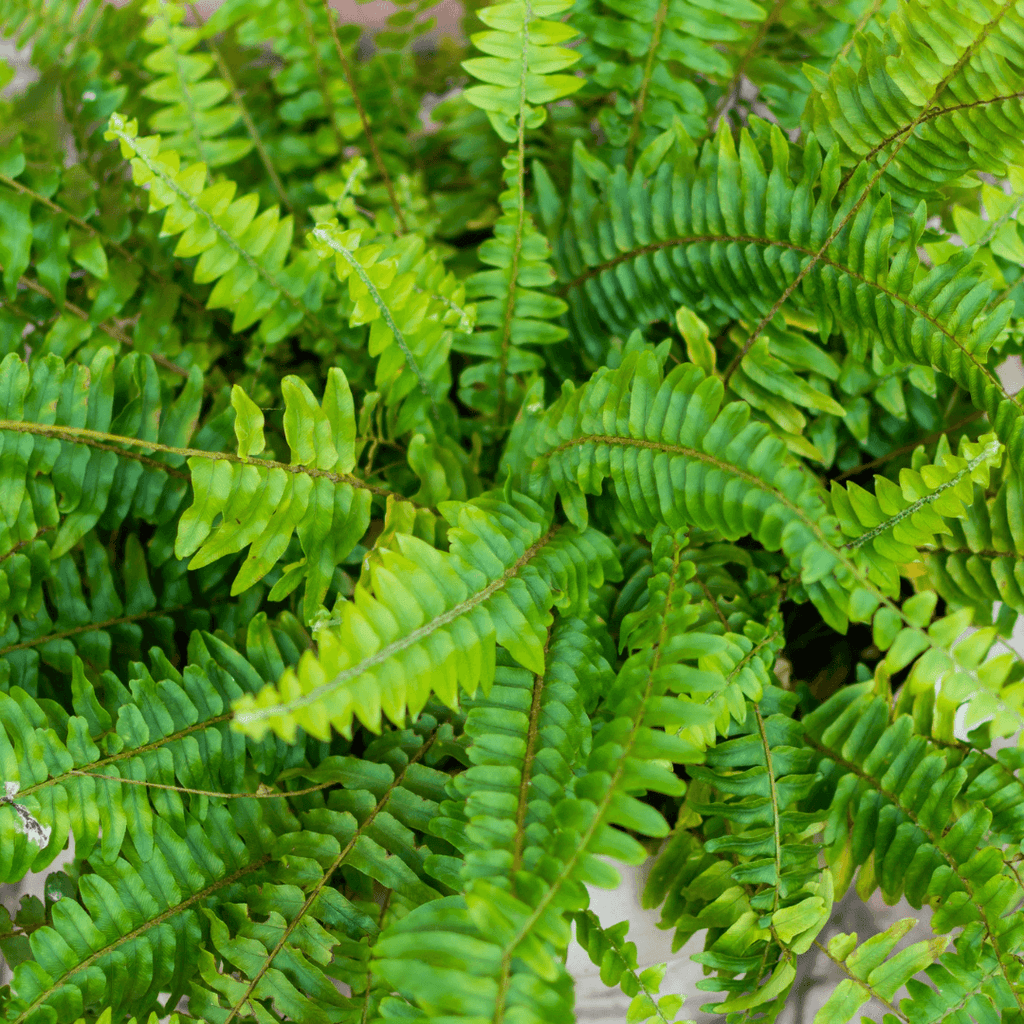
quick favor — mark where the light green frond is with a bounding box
[462,0,584,144]
[830,431,1002,595]
[231,491,620,743]
[104,115,332,353]
[812,917,949,1024]
[307,223,465,430]
[175,369,372,623]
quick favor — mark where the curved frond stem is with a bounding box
[836,87,1024,196]
[696,575,730,629]
[320,0,407,234]
[0,419,413,503]
[220,730,439,1024]
[15,712,235,802]
[721,0,1020,386]
[0,525,56,565]
[0,605,186,658]
[8,852,273,1024]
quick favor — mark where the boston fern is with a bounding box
[2,0,1024,1021]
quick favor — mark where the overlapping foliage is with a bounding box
[1,0,1024,1021]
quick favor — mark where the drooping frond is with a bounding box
[570,910,690,1024]
[645,684,831,1022]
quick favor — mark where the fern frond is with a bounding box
[505,351,841,598]
[3,802,269,1024]
[0,0,104,73]
[803,0,1024,210]
[554,124,1024,473]
[0,348,203,618]
[0,629,283,882]
[0,533,190,696]
[829,431,1002,596]
[211,0,362,172]
[175,370,372,624]
[613,525,782,757]
[307,223,466,431]
[568,0,762,157]
[455,153,570,418]
[231,491,620,743]
[805,682,1024,1019]
[924,465,1024,624]
[645,685,830,1021]
[813,917,949,1024]
[189,720,451,1024]
[140,0,255,169]
[372,599,704,1024]
[104,115,332,354]
[570,910,690,1024]
[460,0,585,421]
